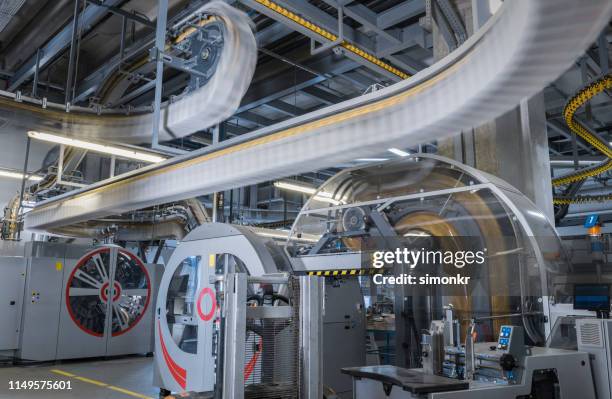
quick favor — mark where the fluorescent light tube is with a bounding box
[388,148,411,157]
[28,131,166,163]
[273,181,317,195]
[355,158,389,162]
[0,169,43,181]
[313,195,342,205]
[274,181,344,205]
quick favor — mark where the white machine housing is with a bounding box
[154,223,366,396]
[576,318,612,399]
[154,224,279,392]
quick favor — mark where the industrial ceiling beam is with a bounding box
[74,20,294,106]
[237,110,276,127]
[115,73,190,107]
[85,0,155,28]
[321,1,429,63]
[550,155,606,161]
[340,70,375,88]
[113,80,157,107]
[324,1,402,45]
[377,0,425,30]
[300,86,344,105]
[255,21,295,46]
[263,100,305,116]
[239,0,405,81]
[376,24,429,57]
[386,53,428,75]
[72,37,154,103]
[236,53,357,114]
[546,120,593,153]
[548,100,612,120]
[224,123,250,135]
[8,0,124,92]
[266,0,377,48]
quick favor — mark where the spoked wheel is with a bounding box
[65,247,151,337]
[111,250,151,336]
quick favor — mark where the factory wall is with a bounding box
[0,124,52,207]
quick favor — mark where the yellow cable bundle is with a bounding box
[255,0,410,80]
[553,193,612,205]
[552,73,612,204]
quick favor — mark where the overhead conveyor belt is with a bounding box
[0,2,257,144]
[25,0,612,234]
[552,73,612,205]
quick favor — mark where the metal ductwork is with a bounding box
[39,199,210,240]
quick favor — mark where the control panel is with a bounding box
[498,325,514,351]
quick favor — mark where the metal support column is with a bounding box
[57,144,86,188]
[310,6,343,55]
[151,0,169,148]
[471,0,491,33]
[300,275,324,399]
[598,33,609,74]
[65,0,81,105]
[110,155,116,178]
[58,144,65,182]
[32,49,41,97]
[16,136,31,240]
[212,124,221,222]
[222,273,247,399]
[248,184,258,222]
[119,15,127,67]
[104,247,119,340]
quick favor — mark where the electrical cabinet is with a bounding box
[0,253,26,351]
[14,242,161,361]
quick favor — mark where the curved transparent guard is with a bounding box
[286,155,571,342]
[547,316,578,350]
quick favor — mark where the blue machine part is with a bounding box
[591,241,604,252]
[584,214,599,228]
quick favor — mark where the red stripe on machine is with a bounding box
[158,321,187,389]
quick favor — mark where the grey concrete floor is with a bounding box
[0,356,159,398]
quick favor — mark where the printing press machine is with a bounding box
[151,156,612,398]
[342,323,596,399]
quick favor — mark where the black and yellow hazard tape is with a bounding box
[305,268,383,277]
